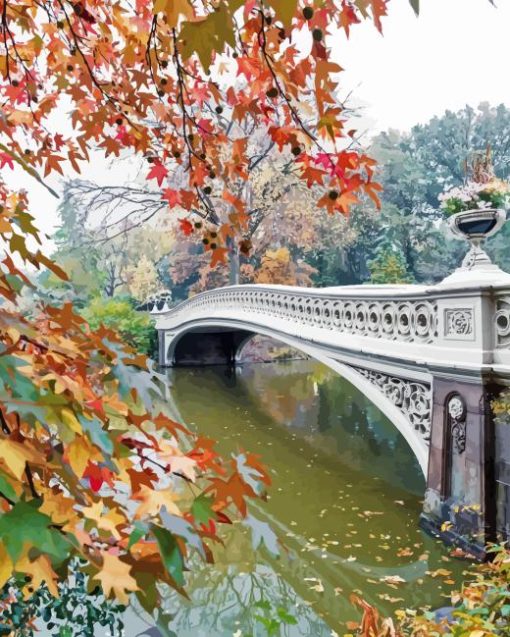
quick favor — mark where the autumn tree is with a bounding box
[0,0,420,623]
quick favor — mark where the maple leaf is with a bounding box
[93,553,139,604]
[147,163,168,187]
[210,247,229,268]
[0,439,42,480]
[206,473,256,517]
[162,188,182,207]
[66,435,99,478]
[180,0,244,69]
[82,461,114,492]
[179,218,194,235]
[340,2,361,37]
[0,152,14,170]
[17,554,59,597]
[133,485,182,518]
[265,0,299,27]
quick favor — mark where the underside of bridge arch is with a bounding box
[169,327,254,367]
[162,323,430,475]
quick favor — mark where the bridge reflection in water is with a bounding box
[142,361,465,637]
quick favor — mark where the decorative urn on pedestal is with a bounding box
[439,151,510,285]
[448,207,506,271]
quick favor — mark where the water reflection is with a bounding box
[147,361,463,637]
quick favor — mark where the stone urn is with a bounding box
[448,208,506,271]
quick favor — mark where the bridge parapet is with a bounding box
[152,281,510,379]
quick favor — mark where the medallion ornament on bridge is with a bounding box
[448,395,467,454]
[444,308,474,340]
[495,297,510,348]
[354,367,431,441]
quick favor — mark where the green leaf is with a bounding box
[127,521,147,549]
[277,608,298,625]
[180,0,244,69]
[0,500,70,563]
[151,525,184,587]
[266,0,298,27]
[409,0,419,15]
[0,472,18,503]
[190,493,215,525]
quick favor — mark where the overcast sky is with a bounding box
[338,0,510,132]
[7,0,510,241]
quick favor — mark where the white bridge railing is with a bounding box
[150,282,510,369]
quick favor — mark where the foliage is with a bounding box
[125,255,162,303]
[0,185,271,615]
[492,389,510,426]
[368,246,414,285]
[439,178,510,216]
[252,247,316,287]
[348,545,510,637]
[81,296,156,355]
[308,104,510,289]
[52,182,175,301]
[0,0,399,272]
[252,599,298,636]
[0,560,125,637]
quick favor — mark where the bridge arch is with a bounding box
[163,318,429,475]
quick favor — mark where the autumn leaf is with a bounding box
[16,553,59,597]
[0,542,13,588]
[93,553,139,604]
[0,439,42,480]
[147,163,169,187]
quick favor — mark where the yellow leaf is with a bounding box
[61,408,82,434]
[0,439,42,480]
[133,485,182,519]
[67,435,97,478]
[93,553,138,604]
[153,0,194,27]
[0,543,13,588]
[16,554,59,597]
[83,501,124,540]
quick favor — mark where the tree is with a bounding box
[125,256,162,303]
[82,296,156,354]
[252,246,316,286]
[368,246,414,284]
[0,0,422,617]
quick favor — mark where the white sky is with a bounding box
[337,0,510,133]
[6,0,510,241]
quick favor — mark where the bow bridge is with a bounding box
[149,266,510,555]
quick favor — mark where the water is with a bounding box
[127,360,464,637]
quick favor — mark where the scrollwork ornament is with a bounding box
[448,395,466,455]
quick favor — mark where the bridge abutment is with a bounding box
[421,376,501,558]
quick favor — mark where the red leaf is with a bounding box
[162,188,182,208]
[179,219,194,236]
[0,153,14,170]
[147,163,168,187]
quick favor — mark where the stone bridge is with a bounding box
[149,266,510,555]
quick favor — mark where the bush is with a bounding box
[0,560,124,637]
[82,296,155,355]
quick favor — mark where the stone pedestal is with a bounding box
[420,376,499,558]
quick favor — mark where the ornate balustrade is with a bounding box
[151,284,442,344]
[150,282,510,358]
